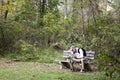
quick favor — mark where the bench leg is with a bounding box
[60,64,63,69]
[59,61,63,69]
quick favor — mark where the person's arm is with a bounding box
[79,48,84,58]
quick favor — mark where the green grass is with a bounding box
[0,60,108,80]
[5,48,63,63]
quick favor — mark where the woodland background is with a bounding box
[0,0,120,80]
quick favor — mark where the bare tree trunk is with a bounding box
[1,0,4,6]
[0,0,5,39]
[4,1,9,21]
[0,0,5,55]
[80,0,85,40]
[94,1,99,15]
[38,0,46,26]
[89,0,97,27]
[40,0,46,18]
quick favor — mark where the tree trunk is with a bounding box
[0,0,5,41]
[5,1,9,20]
[38,0,46,26]
[0,0,6,55]
[40,0,46,18]
[80,0,85,41]
[89,0,97,27]
[1,0,4,5]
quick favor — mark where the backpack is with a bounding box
[78,48,86,56]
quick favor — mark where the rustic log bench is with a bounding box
[59,50,95,71]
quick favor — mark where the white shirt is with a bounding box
[74,48,84,58]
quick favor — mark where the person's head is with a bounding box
[70,46,76,53]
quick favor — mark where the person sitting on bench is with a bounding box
[69,46,86,72]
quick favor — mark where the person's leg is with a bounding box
[71,58,81,71]
[80,59,84,72]
[69,58,74,71]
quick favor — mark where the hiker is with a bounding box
[69,46,86,72]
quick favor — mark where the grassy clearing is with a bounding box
[4,48,63,63]
[0,60,108,80]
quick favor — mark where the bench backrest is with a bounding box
[63,51,72,58]
[63,50,95,60]
[85,51,95,59]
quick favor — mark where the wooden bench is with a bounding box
[59,50,95,71]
